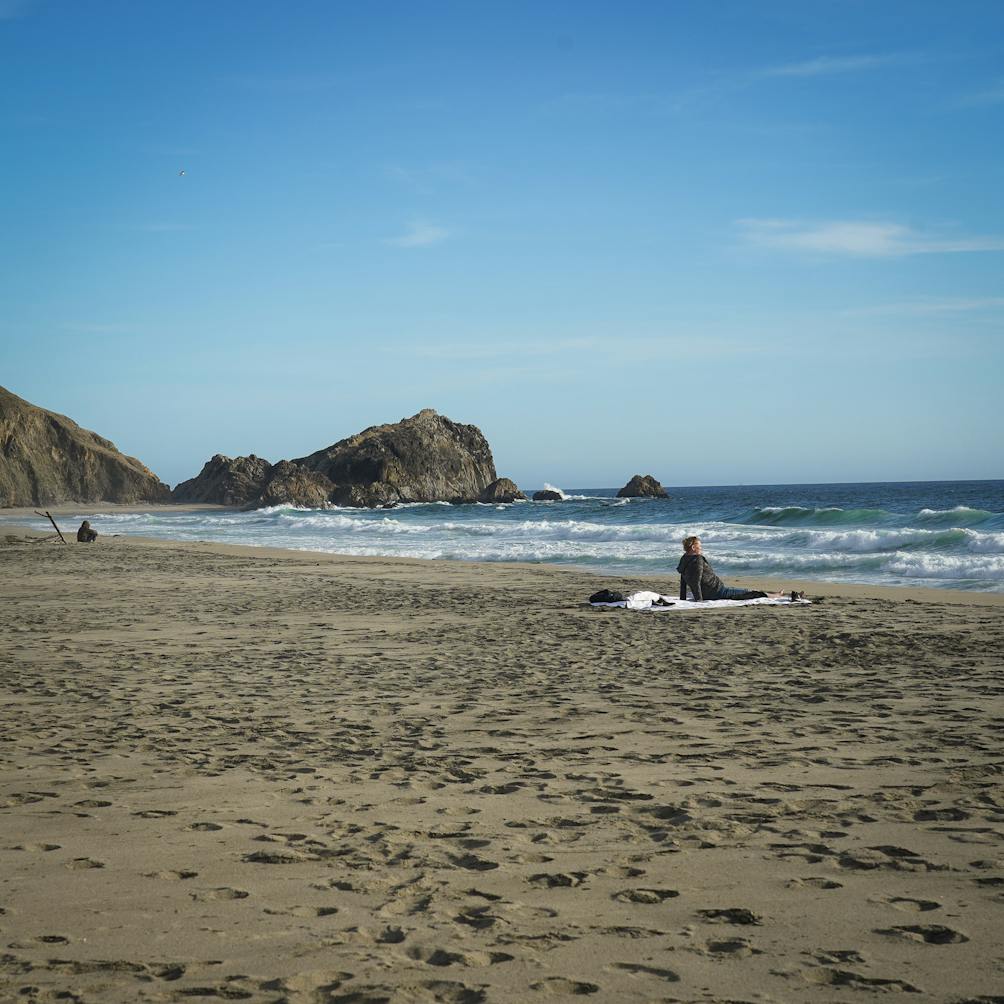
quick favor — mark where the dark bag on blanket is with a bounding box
[589,589,625,604]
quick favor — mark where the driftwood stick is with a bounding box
[35,510,67,544]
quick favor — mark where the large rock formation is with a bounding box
[479,478,526,503]
[294,409,498,507]
[0,385,171,507]
[533,489,563,501]
[617,474,669,499]
[172,454,272,507]
[173,409,506,509]
[172,455,336,509]
[256,461,335,509]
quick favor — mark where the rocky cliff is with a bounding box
[294,408,498,507]
[0,386,171,507]
[174,409,503,509]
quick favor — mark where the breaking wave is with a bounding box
[5,480,1003,591]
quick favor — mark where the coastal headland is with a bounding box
[1,527,1002,1001]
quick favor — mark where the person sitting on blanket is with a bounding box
[677,536,780,602]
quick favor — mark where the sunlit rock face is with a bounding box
[294,408,498,507]
[173,409,499,510]
[0,385,171,507]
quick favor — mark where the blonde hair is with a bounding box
[682,535,700,553]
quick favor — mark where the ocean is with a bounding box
[6,480,1004,593]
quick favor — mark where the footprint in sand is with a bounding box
[697,907,761,925]
[599,925,668,939]
[10,843,61,852]
[599,866,645,878]
[242,849,313,864]
[408,980,488,1003]
[914,807,969,821]
[263,904,339,918]
[454,907,501,930]
[131,809,178,819]
[607,962,679,982]
[697,938,761,957]
[876,924,969,944]
[871,895,941,912]
[190,887,250,901]
[344,926,408,944]
[812,949,867,966]
[529,872,589,888]
[144,869,198,880]
[322,982,485,1004]
[427,826,473,839]
[0,793,45,807]
[270,971,354,999]
[530,977,601,995]
[798,967,920,993]
[464,888,503,902]
[252,831,312,844]
[187,821,224,831]
[447,853,498,871]
[404,945,514,967]
[65,857,104,869]
[613,888,680,904]
[787,876,842,889]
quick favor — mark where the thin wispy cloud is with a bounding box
[738,219,1004,257]
[542,52,911,120]
[382,162,477,194]
[844,297,1004,317]
[384,221,450,248]
[954,79,1004,107]
[759,54,903,79]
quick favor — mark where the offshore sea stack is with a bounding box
[617,474,669,498]
[174,409,509,509]
[0,385,171,507]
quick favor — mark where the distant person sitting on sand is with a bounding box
[677,536,779,601]
[76,520,98,543]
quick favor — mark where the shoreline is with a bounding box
[4,517,1004,605]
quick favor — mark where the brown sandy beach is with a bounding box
[1,528,1002,1002]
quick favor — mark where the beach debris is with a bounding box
[33,509,66,544]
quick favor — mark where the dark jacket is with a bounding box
[677,553,724,601]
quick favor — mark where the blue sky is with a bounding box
[2,0,1002,489]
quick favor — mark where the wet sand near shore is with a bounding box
[1,530,1002,1002]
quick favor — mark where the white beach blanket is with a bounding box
[591,590,810,611]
